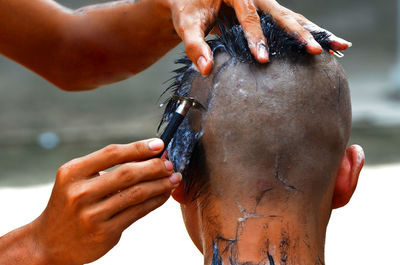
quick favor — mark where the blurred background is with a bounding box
[0,0,399,186]
[0,0,399,264]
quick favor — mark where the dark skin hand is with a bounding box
[0,0,351,89]
[0,139,182,265]
[169,0,352,75]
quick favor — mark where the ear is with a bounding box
[172,181,186,204]
[332,145,365,209]
[172,182,204,253]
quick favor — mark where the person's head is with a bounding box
[159,14,364,265]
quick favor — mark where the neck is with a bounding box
[197,199,327,265]
[204,221,325,265]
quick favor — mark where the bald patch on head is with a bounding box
[186,51,350,204]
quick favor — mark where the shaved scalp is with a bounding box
[159,12,352,265]
[159,14,342,197]
[182,44,350,265]
[187,50,350,200]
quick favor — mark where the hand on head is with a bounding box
[29,139,181,265]
[169,0,352,76]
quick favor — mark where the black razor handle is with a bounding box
[159,112,185,155]
[157,99,192,158]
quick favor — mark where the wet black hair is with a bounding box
[158,13,333,196]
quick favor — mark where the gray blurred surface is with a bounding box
[0,0,399,186]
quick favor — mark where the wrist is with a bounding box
[24,221,54,265]
[0,222,52,265]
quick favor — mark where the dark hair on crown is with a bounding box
[158,12,333,196]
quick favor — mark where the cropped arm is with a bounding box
[0,224,47,265]
[0,0,180,91]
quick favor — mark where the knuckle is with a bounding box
[117,164,136,184]
[173,12,188,33]
[177,15,196,37]
[66,185,88,207]
[56,162,74,183]
[80,211,103,234]
[81,211,95,226]
[161,179,173,192]
[57,165,69,179]
[151,158,163,168]
[184,39,200,55]
[273,9,291,23]
[149,159,165,175]
[118,164,133,177]
[130,141,147,155]
[281,14,293,23]
[278,8,290,18]
[295,12,306,21]
[128,185,144,202]
[240,12,260,26]
[103,144,120,157]
[178,25,186,36]
[297,28,313,40]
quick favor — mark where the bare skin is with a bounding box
[0,0,352,89]
[0,0,353,263]
[175,0,352,76]
[172,53,364,264]
[0,0,181,90]
[0,139,182,265]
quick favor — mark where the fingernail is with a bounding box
[148,139,163,151]
[257,41,269,62]
[169,173,182,185]
[334,36,352,48]
[197,56,207,75]
[164,160,173,171]
[346,41,353,48]
[328,35,352,50]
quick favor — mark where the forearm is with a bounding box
[0,0,180,91]
[0,223,47,265]
[62,0,180,90]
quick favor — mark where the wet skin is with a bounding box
[172,52,364,264]
[0,0,352,89]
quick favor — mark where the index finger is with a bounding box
[233,0,269,62]
[258,2,322,54]
[60,138,164,179]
